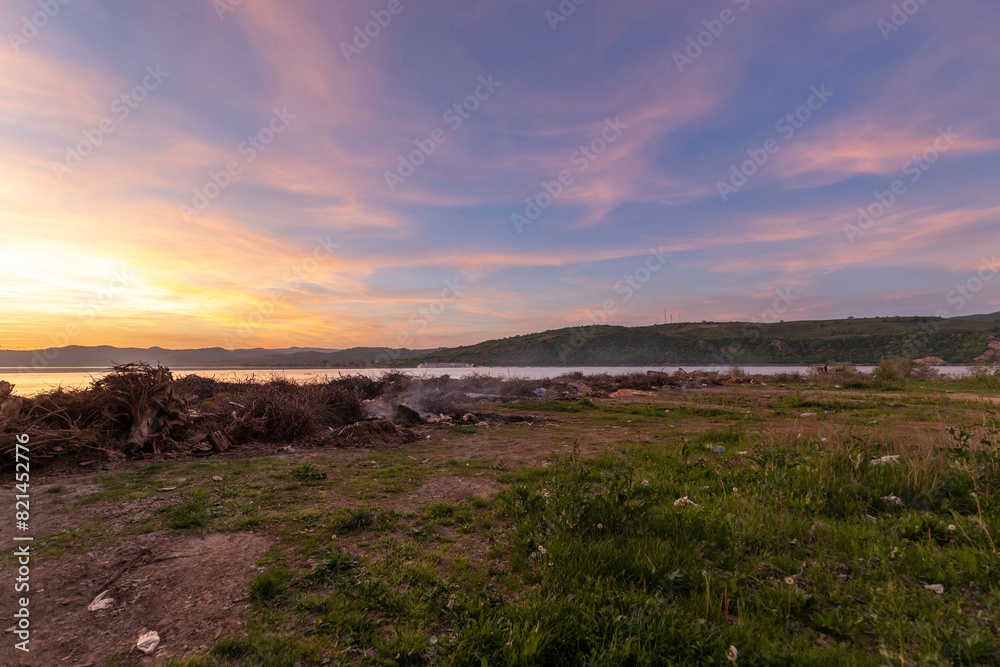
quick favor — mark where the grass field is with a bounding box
[4,377,1000,665]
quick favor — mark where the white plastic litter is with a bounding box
[870,455,900,466]
[924,583,944,595]
[881,495,904,507]
[87,590,113,612]
[136,630,160,654]
[673,496,700,508]
[800,412,817,417]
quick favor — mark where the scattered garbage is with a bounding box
[156,487,176,492]
[871,455,900,466]
[87,590,114,612]
[924,583,944,595]
[705,444,726,453]
[727,645,739,662]
[673,496,700,508]
[211,475,223,481]
[881,495,904,507]
[800,412,817,417]
[136,629,160,654]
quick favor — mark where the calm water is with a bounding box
[0,365,977,397]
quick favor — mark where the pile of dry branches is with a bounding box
[0,364,374,464]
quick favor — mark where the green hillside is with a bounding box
[952,311,1000,322]
[399,316,1000,366]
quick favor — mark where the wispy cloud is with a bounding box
[2,0,999,350]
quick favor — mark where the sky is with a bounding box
[2,0,999,351]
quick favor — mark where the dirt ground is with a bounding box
[0,414,589,666]
[0,531,269,666]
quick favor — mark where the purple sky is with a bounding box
[2,0,999,350]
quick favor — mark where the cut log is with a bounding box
[125,407,158,454]
[208,430,233,453]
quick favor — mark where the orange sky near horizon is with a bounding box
[3,0,999,351]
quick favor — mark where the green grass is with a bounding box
[11,381,1000,665]
[188,421,998,664]
[162,489,211,529]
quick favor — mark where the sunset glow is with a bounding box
[3,0,999,350]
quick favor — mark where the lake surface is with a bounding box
[0,365,976,397]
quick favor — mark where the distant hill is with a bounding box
[401,316,1000,366]
[3,316,998,370]
[0,345,430,369]
[951,311,1000,322]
